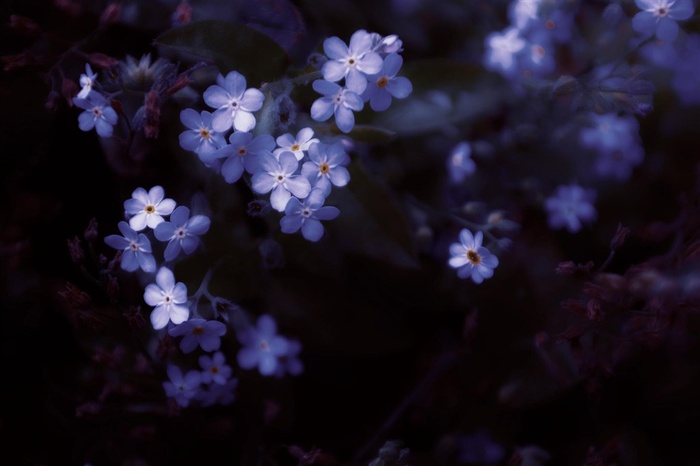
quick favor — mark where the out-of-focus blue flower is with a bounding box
[361,52,413,112]
[544,184,597,233]
[579,112,640,153]
[104,221,156,273]
[484,27,526,79]
[670,33,700,106]
[275,338,304,378]
[154,206,210,261]
[123,185,176,231]
[301,141,350,196]
[632,0,694,42]
[448,229,499,284]
[236,314,290,376]
[163,364,201,407]
[178,109,227,159]
[447,141,476,184]
[143,266,189,330]
[322,29,383,94]
[280,188,340,242]
[310,79,364,133]
[206,132,276,184]
[197,378,238,407]
[203,70,264,132]
[273,127,320,161]
[168,318,227,353]
[251,152,311,212]
[199,351,233,385]
[73,92,118,137]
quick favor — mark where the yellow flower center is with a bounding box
[291,144,301,152]
[145,205,155,214]
[466,249,481,266]
[377,76,389,88]
[319,162,330,174]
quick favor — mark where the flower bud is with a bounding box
[67,236,84,265]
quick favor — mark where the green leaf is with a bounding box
[341,124,396,144]
[153,20,290,85]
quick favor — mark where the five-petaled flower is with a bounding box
[73,92,118,137]
[448,228,499,284]
[199,351,233,385]
[251,152,312,212]
[168,318,227,353]
[632,0,694,42]
[280,188,340,242]
[154,206,211,261]
[310,80,364,134]
[144,266,190,330]
[236,314,290,376]
[123,185,176,231]
[322,28,384,94]
[273,127,320,161]
[178,108,227,158]
[203,70,264,132]
[301,141,351,196]
[361,52,413,112]
[104,221,157,273]
[544,184,597,233]
[162,364,201,407]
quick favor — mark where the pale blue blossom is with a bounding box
[448,229,499,284]
[301,141,350,196]
[322,29,384,94]
[143,266,189,330]
[205,132,275,183]
[310,79,364,133]
[154,206,211,261]
[77,63,98,99]
[236,314,289,376]
[163,364,201,407]
[273,127,319,161]
[632,0,694,42]
[544,184,597,233]
[361,52,413,112]
[168,318,227,353]
[178,109,227,159]
[73,92,118,137]
[280,188,340,242]
[199,351,233,385]
[251,152,312,212]
[203,70,264,132]
[446,141,476,184]
[123,185,176,231]
[104,221,156,273]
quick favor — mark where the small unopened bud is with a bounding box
[247,199,271,217]
[106,274,120,300]
[555,261,577,275]
[586,299,603,322]
[461,201,486,216]
[109,98,123,115]
[88,52,119,69]
[67,236,85,265]
[307,52,327,69]
[99,3,121,25]
[162,74,192,97]
[58,282,92,309]
[274,93,296,132]
[123,305,145,330]
[8,15,41,37]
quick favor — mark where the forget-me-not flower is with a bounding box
[448,228,499,284]
[280,188,340,242]
[447,141,476,184]
[207,132,276,183]
[322,29,384,94]
[251,152,312,212]
[199,351,233,385]
[104,221,156,273]
[236,314,289,376]
[301,141,350,196]
[123,185,176,231]
[154,205,210,261]
[162,364,201,407]
[73,92,118,137]
[361,52,412,112]
[632,0,694,42]
[544,184,597,233]
[178,109,227,158]
[310,79,364,134]
[143,266,190,329]
[273,127,319,161]
[203,70,264,132]
[77,63,98,99]
[168,318,227,353]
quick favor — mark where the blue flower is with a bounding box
[236,314,290,377]
[322,29,384,94]
[544,184,597,233]
[123,185,176,231]
[154,206,211,261]
[310,79,364,133]
[251,152,312,212]
[73,92,118,137]
[448,229,499,284]
[484,27,526,79]
[632,0,694,42]
[361,52,413,112]
[168,318,227,353]
[178,108,227,159]
[280,188,340,242]
[301,141,351,196]
[199,351,233,385]
[104,221,156,273]
[143,266,190,329]
[203,70,264,132]
[162,364,201,408]
[273,127,319,161]
[77,63,98,99]
[446,141,476,184]
[205,131,276,184]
